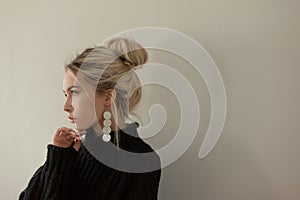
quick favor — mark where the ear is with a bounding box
[103,88,116,107]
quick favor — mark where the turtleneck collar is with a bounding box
[83,122,140,146]
[79,121,160,173]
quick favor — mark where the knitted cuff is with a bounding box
[46,144,78,172]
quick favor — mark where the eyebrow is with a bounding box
[63,85,81,93]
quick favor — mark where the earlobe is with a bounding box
[104,98,112,107]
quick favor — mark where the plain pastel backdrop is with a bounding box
[0,0,299,199]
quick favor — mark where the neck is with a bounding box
[91,119,123,136]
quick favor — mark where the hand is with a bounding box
[52,127,81,151]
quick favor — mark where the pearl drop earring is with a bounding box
[102,110,112,142]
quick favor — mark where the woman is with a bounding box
[19,38,161,199]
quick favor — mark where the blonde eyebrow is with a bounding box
[62,85,81,93]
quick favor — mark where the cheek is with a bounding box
[72,96,96,129]
[95,104,104,123]
[95,96,105,121]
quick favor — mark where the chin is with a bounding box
[73,124,83,131]
[75,123,92,132]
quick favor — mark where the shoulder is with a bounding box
[119,122,162,171]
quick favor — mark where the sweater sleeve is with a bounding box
[19,144,78,200]
[126,169,161,200]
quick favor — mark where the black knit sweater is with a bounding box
[19,122,161,200]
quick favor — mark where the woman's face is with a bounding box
[62,70,106,132]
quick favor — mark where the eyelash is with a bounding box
[64,90,79,97]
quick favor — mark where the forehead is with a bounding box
[63,70,79,88]
[64,69,77,81]
[63,70,95,95]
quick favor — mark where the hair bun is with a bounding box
[105,37,148,70]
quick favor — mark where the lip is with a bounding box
[68,116,76,123]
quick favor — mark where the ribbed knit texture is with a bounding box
[19,122,161,200]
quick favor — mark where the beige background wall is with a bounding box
[1,0,299,199]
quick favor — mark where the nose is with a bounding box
[63,96,74,113]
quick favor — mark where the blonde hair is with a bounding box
[64,37,148,147]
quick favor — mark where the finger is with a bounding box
[58,130,67,136]
[60,136,72,145]
[56,128,63,136]
[60,127,73,133]
[57,127,73,133]
[65,134,76,141]
[59,131,68,137]
[68,128,76,134]
[56,127,68,136]
[67,131,78,139]
[55,128,80,144]
[57,127,75,137]
[68,140,76,148]
[73,139,81,151]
